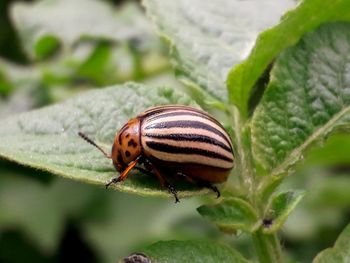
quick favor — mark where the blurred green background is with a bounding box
[0,1,349,262]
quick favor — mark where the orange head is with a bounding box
[111,118,142,172]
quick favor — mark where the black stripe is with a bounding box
[144,120,232,147]
[140,105,222,125]
[144,133,232,153]
[145,111,218,125]
[145,141,233,163]
[140,108,167,119]
[141,105,186,118]
[146,154,233,170]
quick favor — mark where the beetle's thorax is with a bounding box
[111,118,141,171]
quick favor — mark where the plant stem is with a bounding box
[253,230,282,263]
[231,106,253,194]
[230,106,283,262]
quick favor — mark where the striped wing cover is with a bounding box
[140,105,234,169]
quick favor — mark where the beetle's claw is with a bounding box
[166,184,180,203]
[173,191,180,203]
[105,177,121,189]
[214,187,221,198]
[205,183,220,198]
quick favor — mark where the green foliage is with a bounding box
[197,198,260,233]
[0,83,204,198]
[144,0,295,104]
[263,190,305,234]
[11,0,156,60]
[227,0,350,117]
[34,35,60,60]
[1,0,169,115]
[313,223,350,263]
[141,240,250,263]
[1,0,350,262]
[251,23,350,177]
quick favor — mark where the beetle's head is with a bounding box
[111,118,141,172]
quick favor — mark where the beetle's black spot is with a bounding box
[117,152,123,164]
[125,150,131,157]
[128,139,138,148]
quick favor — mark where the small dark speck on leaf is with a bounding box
[263,218,273,228]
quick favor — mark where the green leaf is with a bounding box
[0,83,205,198]
[227,0,350,117]
[34,35,60,60]
[305,134,350,167]
[143,0,295,102]
[0,70,13,96]
[84,195,203,263]
[313,222,350,263]
[0,59,47,117]
[263,190,305,234]
[138,240,250,263]
[251,23,350,177]
[11,0,156,60]
[197,197,260,233]
[257,175,284,204]
[75,42,113,86]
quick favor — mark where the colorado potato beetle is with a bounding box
[79,105,234,202]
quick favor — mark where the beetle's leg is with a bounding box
[154,168,180,203]
[201,182,220,198]
[142,160,179,203]
[177,172,220,198]
[176,172,197,184]
[105,157,139,189]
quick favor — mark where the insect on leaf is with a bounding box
[0,83,207,198]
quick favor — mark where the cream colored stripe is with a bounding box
[142,125,230,149]
[143,143,233,169]
[143,115,231,145]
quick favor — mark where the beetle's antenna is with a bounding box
[78,132,111,159]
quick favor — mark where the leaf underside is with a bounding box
[0,83,209,198]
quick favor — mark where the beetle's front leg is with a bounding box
[105,157,140,188]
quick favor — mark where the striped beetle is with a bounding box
[79,105,234,202]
